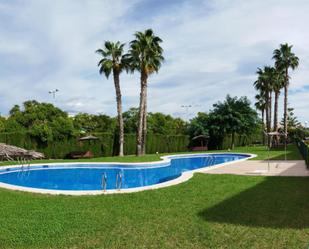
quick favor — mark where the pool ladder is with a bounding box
[206,155,215,166]
[17,157,31,179]
[101,172,107,191]
[116,171,123,190]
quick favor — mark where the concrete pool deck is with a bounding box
[205,160,309,177]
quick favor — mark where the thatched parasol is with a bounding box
[192,135,210,140]
[0,143,45,160]
[78,135,99,141]
[192,135,209,147]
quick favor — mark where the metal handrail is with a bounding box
[17,157,31,179]
[102,172,107,191]
[116,171,123,190]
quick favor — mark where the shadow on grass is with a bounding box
[267,145,303,160]
[199,176,309,229]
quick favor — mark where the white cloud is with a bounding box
[0,0,308,124]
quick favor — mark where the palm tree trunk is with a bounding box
[141,85,147,155]
[136,71,147,156]
[265,90,271,147]
[284,68,289,136]
[269,91,272,131]
[262,109,265,145]
[273,91,280,147]
[273,91,279,131]
[231,132,235,150]
[265,91,270,133]
[113,70,124,157]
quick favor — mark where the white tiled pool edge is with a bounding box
[0,153,256,195]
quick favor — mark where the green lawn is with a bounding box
[222,144,302,160]
[1,174,309,248]
[0,144,303,167]
[0,144,306,248]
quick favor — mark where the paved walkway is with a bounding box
[206,160,309,177]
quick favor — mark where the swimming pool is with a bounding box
[0,153,254,195]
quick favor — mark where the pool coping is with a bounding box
[0,152,256,195]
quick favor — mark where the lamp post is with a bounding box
[49,89,59,102]
[181,104,201,120]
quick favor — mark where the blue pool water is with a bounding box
[0,154,249,191]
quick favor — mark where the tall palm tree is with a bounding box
[255,93,266,145]
[273,43,299,136]
[127,29,164,156]
[254,68,268,131]
[263,66,275,131]
[254,67,273,133]
[272,68,285,132]
[255,93,266,126]
[96,41,128,156]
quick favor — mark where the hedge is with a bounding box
[0,132,189,159]
[0,131,263,159]
[296,140,309,168]
[221,132,263,149]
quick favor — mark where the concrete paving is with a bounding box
[206,160,309,177]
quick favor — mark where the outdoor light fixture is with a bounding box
[49,89,59,99]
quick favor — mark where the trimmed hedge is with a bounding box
[296,140,309,168]
[0,131,263,159]
[222,132,263,149]
[0,132,189,159]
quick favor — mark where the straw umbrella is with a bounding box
[0,143,45,160]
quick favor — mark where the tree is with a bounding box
[280,107,301,129]
[254,68,269,132]
[0,116,6,132]
[147,112,187,135]
[208,95,259,149]
[73,113,97,133]
[73,113,116,134]
[254,66,276,133]
[254,93,266,126]
[96,41,128,156]
[9,100,67,127]
[6,100,74,144]
[272,68,285,132]
[273,43,299,136]
[127,29,164,156]
[50,116,74,141]
[187,112,209,138]
[123,108,139,134]
[123,108,187,135]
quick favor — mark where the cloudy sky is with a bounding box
[0,0,308,123]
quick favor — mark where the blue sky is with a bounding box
[0,0,309,123]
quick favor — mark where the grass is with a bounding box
[0,144,305,248]
[222,144,302,160]
[1,174,309,248]
[0,144,303,167]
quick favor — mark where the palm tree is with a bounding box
[273,43,299,136]
[96,41,128,156]
[254,68,267,131]
[255,93,267,145]
[272,68,285,132]
[254,93,266,126]
[127,29,164,156]
[254,67,273,133]
[264,66,275,131]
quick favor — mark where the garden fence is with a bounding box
[296,139,309,168]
